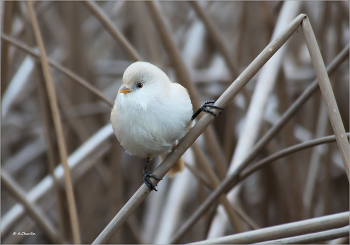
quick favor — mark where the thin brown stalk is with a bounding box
[25,2,81,243]
[92,14,305,244]
[14,1,52,39]
[19,4,65,235]
[1,171,61,244]
[83,0,142,61]
[34,62,66,239]
[188,212,349,244]
[301,16,349,179]
[169,43,349,243]
[1,33,114,107]
[146,0,228,181]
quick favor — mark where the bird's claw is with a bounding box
[191,100,224,120]
[143,170,162,191]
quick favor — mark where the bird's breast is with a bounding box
[111,93,192,158]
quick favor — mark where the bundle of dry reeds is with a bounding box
[1,1,349,244]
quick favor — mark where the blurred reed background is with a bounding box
[1,1,349,244]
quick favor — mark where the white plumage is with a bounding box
[110,61,193,159]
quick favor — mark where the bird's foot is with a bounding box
[191,100,224,120]
[143,169,162,191]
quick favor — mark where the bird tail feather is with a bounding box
[167,157,185,178]
[158,142,185,178]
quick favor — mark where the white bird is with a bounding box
[110,61,223,191]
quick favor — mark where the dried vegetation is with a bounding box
[1,1,349,244]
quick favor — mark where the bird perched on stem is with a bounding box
[111,61,223,191]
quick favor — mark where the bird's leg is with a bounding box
[191,100,224,121]
[143,157,162,191]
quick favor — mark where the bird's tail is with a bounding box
[167,156,185,177]
[158,143,185,178]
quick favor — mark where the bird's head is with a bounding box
[118,62,171,99]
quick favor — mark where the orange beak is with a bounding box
[118,85,132,94]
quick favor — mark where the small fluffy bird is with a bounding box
[111,61,222,191]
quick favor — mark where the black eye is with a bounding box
[137,83,143,88]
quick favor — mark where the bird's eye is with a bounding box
[136,83,143,88]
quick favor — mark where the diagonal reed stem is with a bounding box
[301,16,349,179]
[25,2,81,243]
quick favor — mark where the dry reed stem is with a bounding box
[25,2,81,243]
[1,171,61,244]
[83,0,142,61]
[189,212,349,244]
[1,34,114,107]
[146,1,229,181]
[255,226,349,244]
[170,42,349,243]
[301,16,349,179]
[92,14,305,244]
[34,63,66,238]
